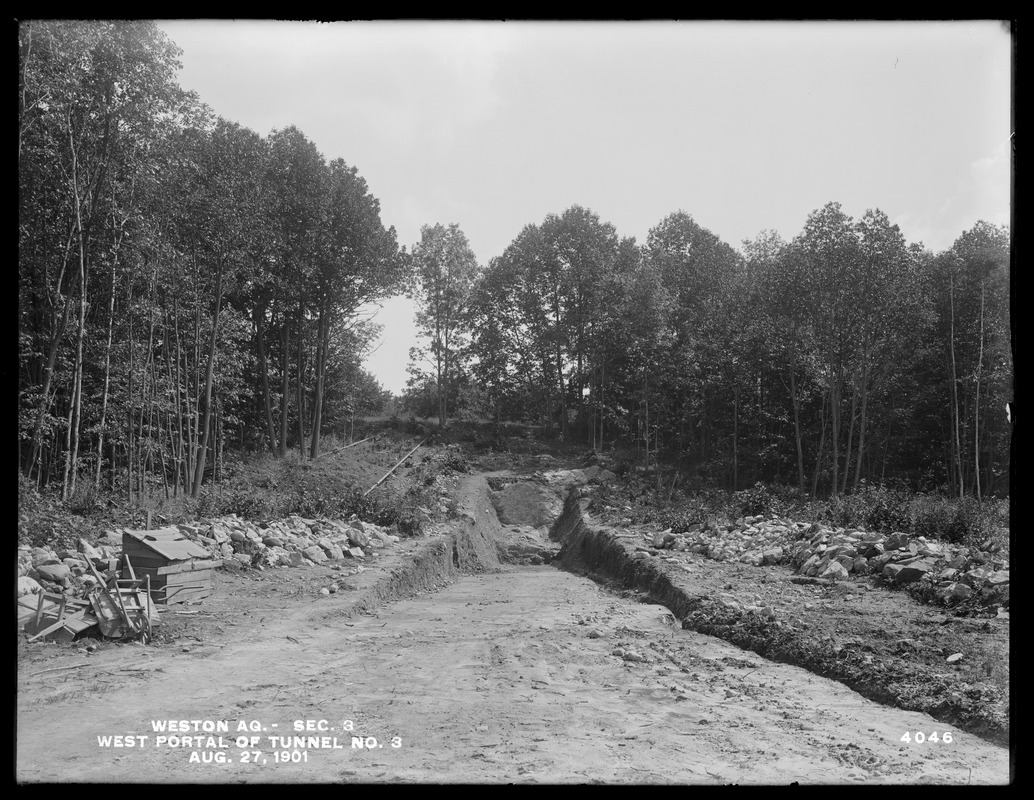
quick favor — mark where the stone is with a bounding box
[859,542,883,558]
[945,653,964,663]
[323,542,345,560]
[887,560,934,584]
[743,551,764,567]
[287,552,306,567]
[262,536,283,548]
[960,566,993,587]
[35,563,70,583]
[884,532,909,551]
[852,556,869,573]
[949,582,973,600]
[229,531,246,543]
[303,545,328,564]
[984,570,1009,587]
[97,531,123,548]
[762,547,783,565]
[17,576,42,597]
[345,547,366,559]
[346,527,371,549]
[819,561,850,581]
[937,568,959,581]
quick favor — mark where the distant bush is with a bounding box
[809,483,1007,547]
[614,473,1007,550]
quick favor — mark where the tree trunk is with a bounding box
[948,270,964,497]
[789,352,805,491]
[191,259,224,498]
[296,304,306,460]
[852,369,870,491]
[25,227,76,479]
[841,382,858,495]
[812,389,829,498]
[279,323,290,457]
[974,280,984,502]
[94,248,119,490]
[62,129,89,501]
[732,384,739,491]
[254,302,277,455]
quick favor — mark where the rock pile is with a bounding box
[175,513,400,569]
[17,514,402,599]
[637,513,1009,609]
[17,538,119,598]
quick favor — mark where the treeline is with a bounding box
[19,21,403,502]
[20,22,1011,508]
[404,204,1010,499]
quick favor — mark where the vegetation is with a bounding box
[19,22,403,505]
[20,21,1010,529]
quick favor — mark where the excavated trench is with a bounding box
[545,486,1009,747]
[307,473,1006,747]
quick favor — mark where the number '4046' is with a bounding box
[901,731,953,743]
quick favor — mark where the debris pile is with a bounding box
[631,513,1009,610]
[18,512,404,642]
[18,549,158,643]
[173,513,402,569]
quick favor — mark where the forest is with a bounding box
[19,21,1011,509]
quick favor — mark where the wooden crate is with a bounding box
[121,528,220,605]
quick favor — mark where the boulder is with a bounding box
[346,527,371,549]
[321,541,345,561]
[818,561,850,581]
[886,560,934,584]
[960,566,994,587]
[949,582,973,600]
[35,563,70,583]
[18,576,42,597]
[859,541,883,558]
[884,532,909,551]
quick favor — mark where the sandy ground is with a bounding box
[17,561,1009,784]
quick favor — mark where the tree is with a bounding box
[409,223,478,428]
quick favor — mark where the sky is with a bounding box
[156,20,1013,395]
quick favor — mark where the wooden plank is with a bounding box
[162,569,213,585]
[156,584,211,604]
[120,554,169,569]
[155,559,221,576]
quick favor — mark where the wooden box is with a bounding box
[121,527,221,605]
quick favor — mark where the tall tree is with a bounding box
[409,223,478,428]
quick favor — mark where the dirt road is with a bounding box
[17,561,1009,784]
